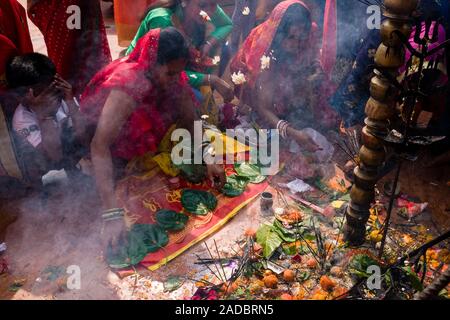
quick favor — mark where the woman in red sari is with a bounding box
[80,27,225,248]
[1,0,33,90]
[231,0,336,152]
[27,0,111,95]
[1,0,33,184]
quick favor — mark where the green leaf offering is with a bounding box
[107,224,170,269]
[256,224,283,258]
[272,219,299,243]
[107,234,137,269]
[177,163,207,184]
[234,163,266,184]
[222,174,249,197]
[402,266,424,291]
[348,254,379,279]
[181,189,218,216]
[282,243,298,256]
[156,209,189,231]
[130,224,170,254]
[164,276,184,292]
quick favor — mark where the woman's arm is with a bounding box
[255,73,320,151]
[255,72,279,128]
[207,5,233,44]
[177,85,197,134]
[176,84,226,189]
[187,71,234,102]
[90,89,135,209]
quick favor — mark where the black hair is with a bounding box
[142,0,180,22]
[142,1,206,49]
[157,27,190,65]
[271,4,312,56]
[5,53,56,89]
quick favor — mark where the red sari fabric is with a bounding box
[28,0,111,95]
[0,0,33,89]
[230,0,319,88]
[80,29,193,161]
[321,0,337,77]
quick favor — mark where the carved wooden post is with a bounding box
[344,0,418,245]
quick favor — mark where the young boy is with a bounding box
[6,53,86,185]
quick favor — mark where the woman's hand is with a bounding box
[30,83,61,119]
[206,163,226,190]
[289,128,321,152]
[210,75,234,103]
[200,42,214,59]
[307,69,325,86]
[54,74,74,101]
[102,217,128,255]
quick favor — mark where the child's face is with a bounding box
[25,78,63,114]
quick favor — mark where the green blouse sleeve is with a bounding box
[126,8,174,55]
[209,5,233,42]
[186,71,205,88]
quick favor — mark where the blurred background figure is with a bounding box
[27,0,112,96]
[231,0,335,152]
[113,0,155,47]
[126,0,234,119]
[0,0,34,188]
[229,0,257,56]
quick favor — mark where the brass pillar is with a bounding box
[344,0,418,245]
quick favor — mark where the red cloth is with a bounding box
[115,165,269,271]
[321,0,337,77]
[28,0,111,95]
[0,0,33,55]
[230,0,318,88]
[0,0,33,90]
[0,35,19,90]
[80,29,194,160]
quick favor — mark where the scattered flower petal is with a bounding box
[212,56,221,65]
[231,71,247,85]
[260,55,271,71]
[199,10,211,22]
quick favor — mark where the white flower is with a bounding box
[231,71,247,85]
[274,207,284,215]
[242,7,250,15]
[190,74,198,79]
[260,55,271,70]
[212,56,221,65]
[199,10,211,22]
[201,114,209,120]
